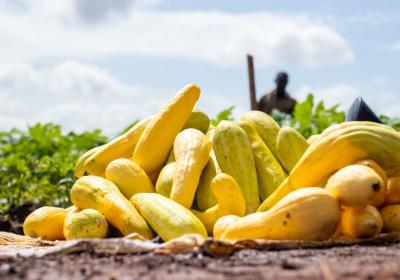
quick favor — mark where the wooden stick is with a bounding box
[247,54,257,110]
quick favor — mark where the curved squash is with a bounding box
[70,176,152,239]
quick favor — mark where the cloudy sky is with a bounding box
[0,0,399,135]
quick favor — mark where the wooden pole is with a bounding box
[247,54,257,110]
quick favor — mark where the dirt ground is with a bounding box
[1,240,400,280]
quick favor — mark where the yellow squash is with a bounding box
[276,126,309,173]
[196,128,222,211]
[170,128,211,208]
[70,176,152,239]
[131,193,207,241]
[105,158,154,199]
[384,177,400,205]
[23,206,69,241]
[63,208,108,240]
[356,159,387,207]
[183,108,210,133]
[381,204,400,232]
[84,117,152,176]
[340,205,383,238]
[192,173,246,234]
[155,162,176,197]
[213,121,260,214]
[196,150,220,211]
[325,164,384,208]
[222,188,340,241]
[239,111,281,158]
[259,122,400,211]
[213,215,241,239]
[74,145,103,178]
[133,84,201,174]
[239,120,287,200]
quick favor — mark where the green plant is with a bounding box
[211,106,235,126]
[380,115,400,132]
[292,94,345,139]
[0,123,107,216]
[271,93,345,139]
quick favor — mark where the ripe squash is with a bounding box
[70,176,152,239]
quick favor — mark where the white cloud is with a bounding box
[0,1,360,134]
[73,0,135,23]
[0,61,234,134]
[0,1,354,67]
[0,61,138,96]
[0,61,156,134]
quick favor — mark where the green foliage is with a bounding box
[291,94,345,139]
[272,93,345,139]
[211,106,235,126]
[0,123,107,215]
[380,115,400,132]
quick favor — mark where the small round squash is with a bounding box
[340,205,382,238]
[326,164,384,208]
[23,206,68,241]
[381,204,400,232]
[384,177,400,205]
[355,159,387,207]
[63,209,108,240]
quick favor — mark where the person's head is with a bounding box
[275,72,288,90]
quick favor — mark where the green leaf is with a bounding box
[272,93,345,139]
[211,106,235,126]
[0,123,108,218]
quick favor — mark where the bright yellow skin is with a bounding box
[84,117,152,176]
[192,173,246,235]
[238,120,286,201]
[213,215,241,239]
[155,162,176,197]
[63,209,108,240]
[276,125,309,173]
[259,122,400,211]
[341,205,383,238]
[196,128,221,211]
[70,176,152,239]
[239,111,281,159]
[196,151,219,211]
[105,158,154,199]
[23,206,69,241]
[133,84,201,174]
[355,159,387,207]
[326,165,384,208]
[131,193,207,241]
[170,128,212,209]
[213,121,260,214]
[221,188,340,241]
[384,177,400,205]
[381,204,400,232]
[74,145,103,178]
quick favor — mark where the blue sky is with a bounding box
[0,0,399,134]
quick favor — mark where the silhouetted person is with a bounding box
[258,72,297,115]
